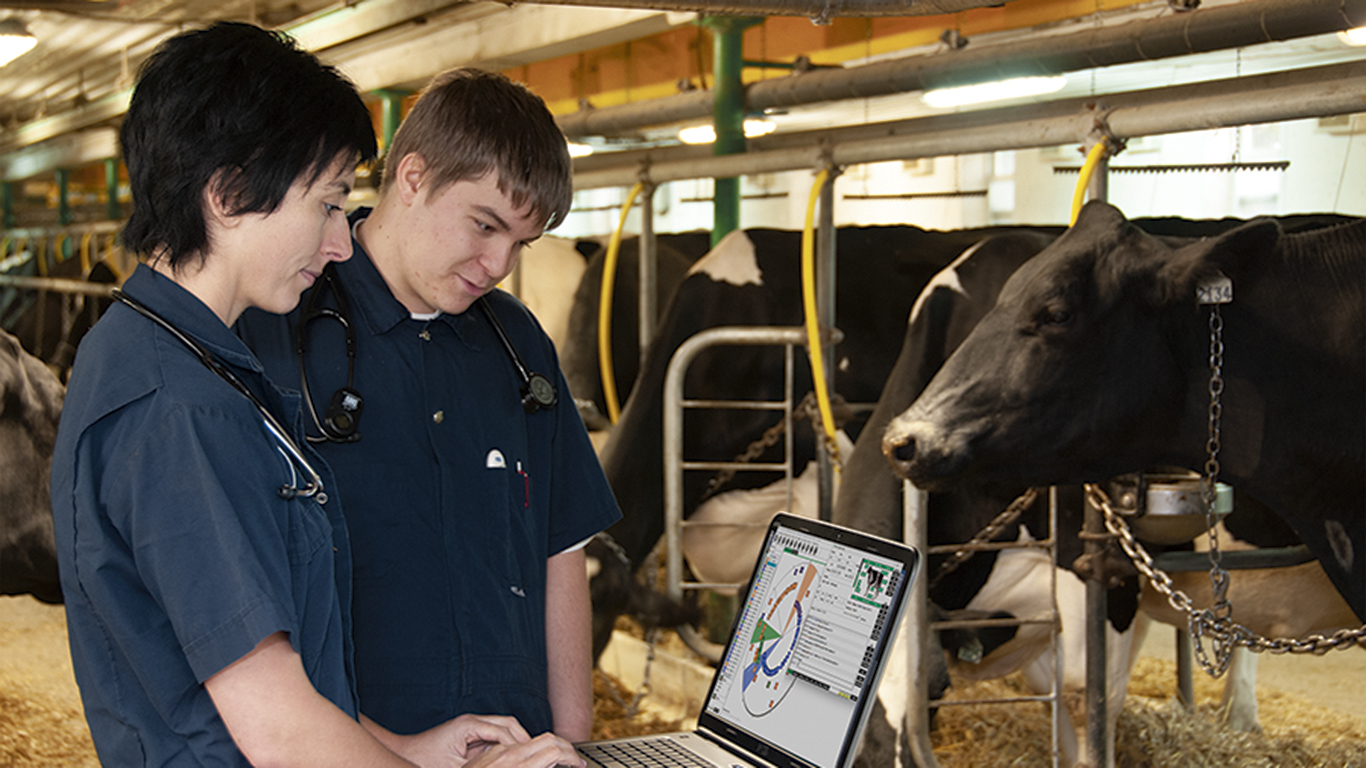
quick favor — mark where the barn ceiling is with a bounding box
[1,0,1364,186]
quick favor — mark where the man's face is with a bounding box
[387,171,544,316]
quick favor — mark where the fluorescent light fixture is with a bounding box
[567,142,594,158]
[0,19,36,68]
[923,75,1067,109]
[1339,26,1366,46]
[678,125,716,145]
[678,119,778,145]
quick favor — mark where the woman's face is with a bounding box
[231,155,357,319]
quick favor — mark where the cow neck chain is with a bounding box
[1085,305,1366,673]
[701,390,844,502]
[928,487,1039,590]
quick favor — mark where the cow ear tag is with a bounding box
[1196,272,1233,305]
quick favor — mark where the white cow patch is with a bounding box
[502,235,588,352]
[906,239,986,327]
[682,431,853,594]
[686,231,762,287]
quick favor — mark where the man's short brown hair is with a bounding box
[381,68,572,231]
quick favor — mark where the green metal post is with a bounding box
[57,168,72,227]
[2,182,13,229]
[702,17,760,247]
[374,88,411,156]
[105,158,120,221]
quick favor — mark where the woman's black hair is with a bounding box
[120,22,378,267]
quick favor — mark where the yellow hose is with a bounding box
[598,182,643,425]
[801,169,840,468]
[80,231,94,274]
[1071,139,1110,226]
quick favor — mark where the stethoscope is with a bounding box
[296,263,557,444]
[112,290,325,502]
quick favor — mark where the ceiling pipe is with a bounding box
[520,0,998,19]
[557,0,1366,138]
[570,59,1366,189]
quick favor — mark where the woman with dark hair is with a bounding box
[50,22,583,768]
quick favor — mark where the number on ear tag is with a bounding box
[1196,273,1233,305]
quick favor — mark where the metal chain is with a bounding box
[1085,301,1366,671]
[928,487,1040,590]
[1199,303,1234,674]
[701,390,843,501]
[1090,484,1366,666]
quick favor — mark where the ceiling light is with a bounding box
[0,19,36,69]
[1339,26,1366,46]
[678,125,716,145]
[567,142,594,158]
[923,75,1067,109]
[678,119,778,145]
[743,119,776,138]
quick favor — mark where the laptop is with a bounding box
[579,512,920,768]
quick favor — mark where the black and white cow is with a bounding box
[587,224,1056,659]
[0,327,64,604]
[561,232,712,429]
[883,201,1366,625]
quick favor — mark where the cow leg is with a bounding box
[1219,646,1260,732]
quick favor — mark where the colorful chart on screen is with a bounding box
[742,560,817,716]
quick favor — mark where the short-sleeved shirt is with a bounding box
[52,264,357,767]
[237,208,621,735]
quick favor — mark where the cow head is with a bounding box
[881,201,1280,492]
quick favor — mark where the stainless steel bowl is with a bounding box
[1128,473,1234,545]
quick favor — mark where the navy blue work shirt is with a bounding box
[52,265,357,766]
[237,208,621,736]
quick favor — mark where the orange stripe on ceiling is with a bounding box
[512,0,1152,116]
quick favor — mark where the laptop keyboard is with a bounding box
[579,738,722,768]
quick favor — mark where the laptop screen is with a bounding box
[698,514,918,768]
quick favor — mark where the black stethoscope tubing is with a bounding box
[112,289,325,501]
[296,267,557,444]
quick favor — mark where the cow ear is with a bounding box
[1157,218,1282,306]
[1072,200,1128,232]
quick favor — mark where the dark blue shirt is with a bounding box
[237,209,621,735]
[52,265,357,767]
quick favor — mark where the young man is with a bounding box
[52,23,582,767]
[238,68,621,741]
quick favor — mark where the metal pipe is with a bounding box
[904,479,941,768]
[375,88,410,156]
[557,0,1366,139]
[705,17,759,245]
[815,167,836,522]
[104,158,119,222]
[663,325,808,604]
[529,0,1001,18]
[0,273,118,297]
[639,183,657,359]
[56,168,71,227]
[573,59,1366,189]
[665,325,807,663]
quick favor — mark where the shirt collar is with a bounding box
[119,263,264,373]
[342,207,483,350]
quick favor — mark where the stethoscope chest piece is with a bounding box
[523,372,558,413]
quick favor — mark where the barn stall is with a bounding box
[2,0,1365,766]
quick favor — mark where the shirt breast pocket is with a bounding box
[288,498,333,566]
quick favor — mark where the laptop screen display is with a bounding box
[701,518,912,768]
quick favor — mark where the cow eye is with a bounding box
[1039,307,1073,328]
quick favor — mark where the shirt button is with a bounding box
[433,410,444,424]
[419,329,431,341]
